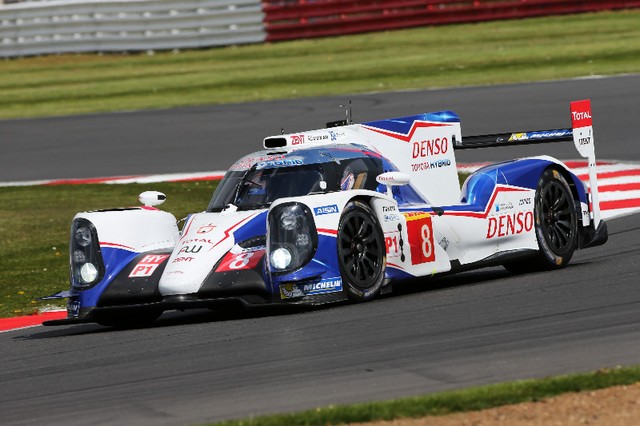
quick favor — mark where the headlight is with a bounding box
[296,233,310,247]
[69,219,104,288]
[74,227,92,247]
[268,202,317,274]
[281,212,298,230]
[72,250,86,263]
[79,263,99,283]
[270,248,292,270]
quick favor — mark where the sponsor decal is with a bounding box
[216,249,264,272]
[231,154,285,171]
[328,130,345,141]
[581,206,590,224]
[486,211,534,239]
[197,224,216,234]
[384,214,400,222]
[181,238,216,245]
[280,282,304,299]
[307,134,329,142]
[577,134,592,146]
[508,133,528,141]
[439,236,450,251]
[68,299,80,317]
[495,201,514,212]
[291,135,305,145]
[385,233,402,258]
[529,130,572,139]
[509,130,572,141]
[256,159,303,169]
[314,204,339,216]
[129,254,169,277]
[519,197,532,206]
[412,137,449,158]
[280,278,343,299]
[302,278,342,295]
[403,211,431,220]
[571,100,593,128]
[411,159,451,172]
[179,245,202,254]
[172,256,194,263]
[402,212,435,265]
[382,205,397,212]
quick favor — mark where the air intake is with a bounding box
[264,137,287,149]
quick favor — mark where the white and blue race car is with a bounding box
[45,100,607,326]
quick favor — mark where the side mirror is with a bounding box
[139,191,167,207]
[376,172,410,197]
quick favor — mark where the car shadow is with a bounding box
[18,264,577,340]
[16,304,315,340]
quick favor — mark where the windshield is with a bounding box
[207,164,327,212]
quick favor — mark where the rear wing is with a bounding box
[457,100,601,226]
[454,129,573,150]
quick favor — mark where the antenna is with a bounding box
[326,101,353,128]
[339,100,353,124]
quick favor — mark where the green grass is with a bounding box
[0,181,216,318]
[208,366,640,426]
[1,10,640,119]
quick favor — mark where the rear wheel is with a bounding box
[337,200,386,302]
[504,168,578,273]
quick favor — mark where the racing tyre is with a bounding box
[337,200,386,302]
[504,168,578,273]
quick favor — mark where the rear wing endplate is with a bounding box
[457,100,601,226]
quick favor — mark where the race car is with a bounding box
[44,100,607,327]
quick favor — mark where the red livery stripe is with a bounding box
[363,121,452,143]
[100,242,136,251]
[317,228,337,235]
[443,185,530,219]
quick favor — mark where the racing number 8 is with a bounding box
[421,224,433,259]
[229,252,254,269]
[404,214,436,265]
[216,249,264,272]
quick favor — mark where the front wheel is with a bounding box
[337,200,386,302]
[504,168,578,273]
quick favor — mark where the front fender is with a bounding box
[70,208,179,312]
[267,190,395,300]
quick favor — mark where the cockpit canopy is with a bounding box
[207,146,386,212]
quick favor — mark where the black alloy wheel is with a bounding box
[337,200,385,301]
[539,176,576,255]
[504,168,578,273]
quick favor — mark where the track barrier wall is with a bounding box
[1,0,639,57]
[262,0,640,41]
[0,0,266,57]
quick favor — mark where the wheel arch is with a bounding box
[487,158,588,212]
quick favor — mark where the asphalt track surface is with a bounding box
[2,74,640,182]
[1,76,639,425]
